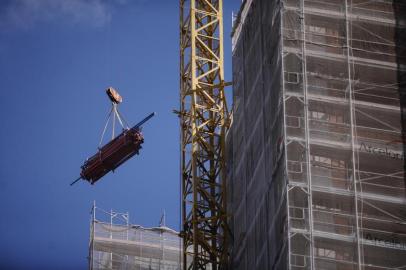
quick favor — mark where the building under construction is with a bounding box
[89,204,182,270]
[227,0,406,269]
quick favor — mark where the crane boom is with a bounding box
[180,0,229,269]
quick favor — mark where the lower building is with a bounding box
[89,204,182,270]
[227,0,406,269]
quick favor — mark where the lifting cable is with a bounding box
[98,102,130,148]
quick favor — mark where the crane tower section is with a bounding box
[180,0,229,269]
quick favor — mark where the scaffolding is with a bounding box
[89,204,182,270]
[228,0,406,269]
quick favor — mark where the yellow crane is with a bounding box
[179,0,230,269]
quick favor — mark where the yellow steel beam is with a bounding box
[180,0,229,269]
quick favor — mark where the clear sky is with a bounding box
[0,1,241,269]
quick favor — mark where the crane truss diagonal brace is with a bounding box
[180,0,229,269]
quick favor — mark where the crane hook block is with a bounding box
[106,87,123,104]
[71,112,156,186]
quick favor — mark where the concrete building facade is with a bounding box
[227,0,406,269]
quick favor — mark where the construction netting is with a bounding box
[228,0,405,269]
[89,209,182,270]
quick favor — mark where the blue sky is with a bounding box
[0,1,241,269]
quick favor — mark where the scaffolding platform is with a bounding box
[89,204,182,270]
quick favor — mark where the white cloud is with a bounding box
[0,0,130,30]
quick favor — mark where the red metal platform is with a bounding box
[72,112,155,186]
[80,128,144,184]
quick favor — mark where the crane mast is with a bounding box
[180,0,229,269]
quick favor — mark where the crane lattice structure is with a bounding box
[180,0,230,269]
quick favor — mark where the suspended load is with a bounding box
[71,87,155,185]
